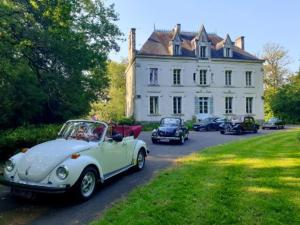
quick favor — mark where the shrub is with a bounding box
[185,120,194,130]
[0,124,61,161]
[117,117,135,125]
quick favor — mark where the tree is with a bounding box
[270,74,300,123]
[0,0,122,128]
[262,43,291,119]
[89,61,126,121]
[262,43,290,89]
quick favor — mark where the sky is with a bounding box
[107,0,300,72]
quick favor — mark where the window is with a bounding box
[225,97,233,114]
[225,47,231,57]
[193,73,196,82]
[200,46,206,58]
[173,97,182,114]
[199,70,207,85]
[173,69,181,85]
[149,68,158,85]
[174,44,180,55]
[199,97,209,114]
[246,97,253,114]
[150,96,159,115]
[246,71,252,86]
[225,70,232,86]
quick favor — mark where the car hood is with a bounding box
[17,139,97,182]
[158,126,177,135]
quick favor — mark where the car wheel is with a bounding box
[135,150,145,171]
[220,130,225,134]
[75,166,98,201]
[253,129,258,133]
[185,133,189,141]
[236,128,242,135]
[179,136,185,145]
[152,138,158,144]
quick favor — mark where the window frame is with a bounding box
[246,97,253,114]
[173,69,181,85]
[225,70,232,86]
[246,71,252,86]
[199,70,207,85]
[225,97,233,114]
[149,68,158,85]
[173,96,182,115]
[149,96,159,115]
[200,46,206,58]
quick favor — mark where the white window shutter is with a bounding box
[194,97,199,115]
[210,97,214,115]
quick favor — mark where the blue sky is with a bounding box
[107,0,300,72]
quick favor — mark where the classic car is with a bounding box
[0,120,149,200]
[151,117,189,144]
[193,117,226,131]
[219,116,259,135]
[262,117,285,129]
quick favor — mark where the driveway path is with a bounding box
[0,129,276,225]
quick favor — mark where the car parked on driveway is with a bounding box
[262,117,285,129]
[0,120,149,201]
[219,116,259,135]
[193,117,226,131]
[152,117,189,144]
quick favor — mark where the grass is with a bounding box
[92,129,300,225]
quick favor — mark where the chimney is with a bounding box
[175,23,181,34]
[128,28,136,61]
[235,36,245,50]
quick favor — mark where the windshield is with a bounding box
[268,118,278,123]
[161,118,181,127]
[58,121,106,142]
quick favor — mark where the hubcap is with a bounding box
[137,153,145,169]
[81,171,96,198]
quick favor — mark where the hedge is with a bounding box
[0,124,61,161]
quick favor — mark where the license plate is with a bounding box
[11,188,35,199]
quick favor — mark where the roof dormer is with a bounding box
[223,34,233,58]
[194,25,211,59]
[169,24,183,56]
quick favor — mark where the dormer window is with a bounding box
[225,48,231,57]
[200,46,206,58]
[174,44,180,55]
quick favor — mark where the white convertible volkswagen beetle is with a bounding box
[0,120,149,200]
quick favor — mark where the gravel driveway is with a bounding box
[0,129,277,225]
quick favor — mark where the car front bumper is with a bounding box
[0,175,71,194]
[152,136,181,141]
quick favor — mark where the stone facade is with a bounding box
[126,25,264,122]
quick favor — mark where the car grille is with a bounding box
[158,131,174,137]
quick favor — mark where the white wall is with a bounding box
[131,57,264,121]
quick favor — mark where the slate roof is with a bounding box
[138,30,261,61]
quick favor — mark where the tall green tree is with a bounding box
[90,61,126,121]
[0,0,122,128]
[262,43,290,119]
[270,73,300,123]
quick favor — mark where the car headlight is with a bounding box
[56,166,69,180]
[175,130,180,136]
[5,159,15,172]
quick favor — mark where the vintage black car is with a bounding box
[193,117,226,131]
[262,117,285,129]
[219,116,259,135]
[152,117,189,144]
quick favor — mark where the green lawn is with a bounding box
[93,130,300,225]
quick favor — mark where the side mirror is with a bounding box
[112,133,123,142]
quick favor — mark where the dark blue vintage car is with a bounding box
[193,117,226,131]
[151,117,189,144]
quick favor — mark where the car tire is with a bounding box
[185,133,189,141]
[74,166,98,201]
[220,130,225,134]
[152,138,158,144]
[236,128,242,135]
[135,150,146,171]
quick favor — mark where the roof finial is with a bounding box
[153,23,156,31]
